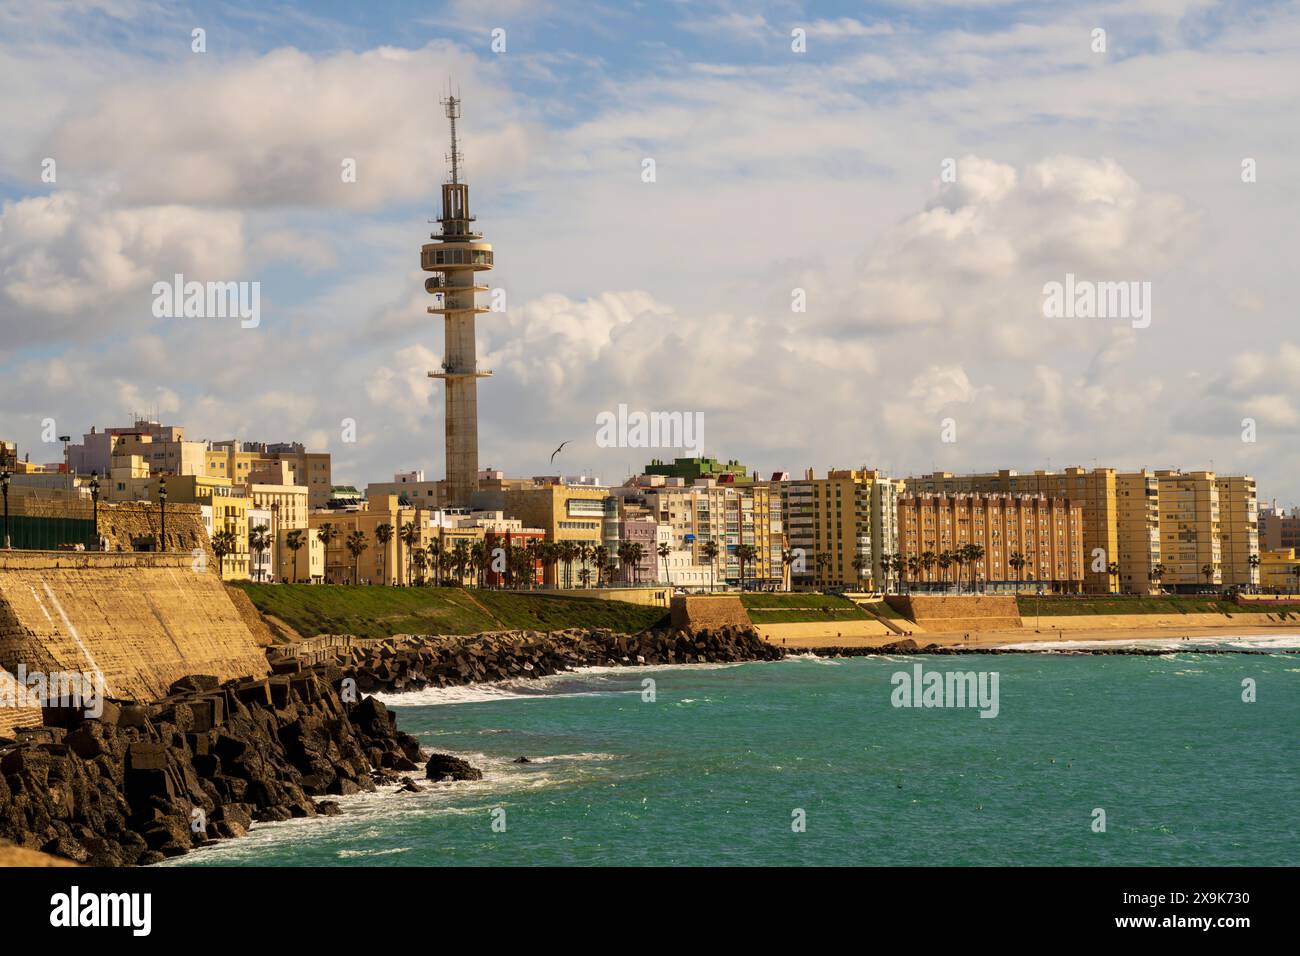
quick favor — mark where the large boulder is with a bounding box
[424,753,483,782]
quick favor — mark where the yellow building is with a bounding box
[500,482,608,586]
[905,467,1118,593]
[309,496,415,585]
[897,493,1084,592]
[1215,475,1259,589]
[1259,549,1300,593]
[279,526,325,584]
[781,469,899,590]
[206,441,332,508]
[1155,470,1221,590]
[1116,470,1161,594]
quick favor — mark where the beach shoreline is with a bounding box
[766,621,1300,650]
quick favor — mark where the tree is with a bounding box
[592,545,609,587]
[469,541,485,588]
[657,541,672,585]
[399,521,419,586]
[452,540,471,586]
[781,547,797,591]
[1149,562,1166,591]
[285,529,305,583]
[248,526,270,582]
[920,550,936,586]
[851,554,867,590]
[412,548,427,584]
[736,544,758,592]
[888,552,905,593]
[938,550,954,591]
[345,530,369,584]
[374,523,393,585]
[315,523,340,583]
[815,551,832,588]
[1009,550,1026,589]
[702,540,720,592]
[1201,563,1216,586]
[1106,560,1120,593]
[212,529,237,579]
[427,537,442,585]
[906,554,921,590]
[626,542,646,585]
[965,543,985,592]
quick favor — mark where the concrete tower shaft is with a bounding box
[423,95,493,509]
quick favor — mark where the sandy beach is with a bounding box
[765,619,1300,650]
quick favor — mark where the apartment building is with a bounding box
[896,492,1084,592]
[781,468,898,590]
[1154,470,1221,590]
[905,467,1118,593]
[206,440,332,508]
[1216,475,1259,589]
[1116,470,1161,594]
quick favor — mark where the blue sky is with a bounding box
[0,0,1297,499]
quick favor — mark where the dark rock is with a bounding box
[424,753,483,782]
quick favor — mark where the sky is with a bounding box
[0,0,1297,501]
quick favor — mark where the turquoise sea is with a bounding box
[169,636,1300,867]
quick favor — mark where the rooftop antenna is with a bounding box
[442,84,463,185]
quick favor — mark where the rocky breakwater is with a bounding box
[306,624,784,695]
[0,667,433,866]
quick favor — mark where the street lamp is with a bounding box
[158,476,167,552]
[89,471,100,550]
[1,469,11,549]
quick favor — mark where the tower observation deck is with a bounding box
[423,94,493,508]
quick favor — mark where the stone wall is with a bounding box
[0,667,43,737]
[670,594,751,631]
[0,551,268,706]
[885,594,1022,631]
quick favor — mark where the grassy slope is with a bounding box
[233,584,667,639]
[1015,595,1290,617]
[740,592,873,624]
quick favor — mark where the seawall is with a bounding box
[885,594,1022,632]
[0,551,269,713]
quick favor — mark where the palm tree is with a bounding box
[452,540,471,586]
[316,523,339,583]
[736,543,758,592]
[1201,563,1217,587]
[657,541,673,585]
[469,541,485,588]
[1149,562,1166,593]
[412,548,427,584]
[815,551,831,589]
[1008,550,1026,590]
[626,542,646,585]
[1247,552,1260,591]
[427,537,442,585]
[851,554,867,590]
[212,529,237,578]
[966,543,985,592]
[906,554,921,590]
[578,566,592,587]
[781,546,797,591]
[592,545,609,587]
[345,529,369,584]
[248,526,271,582]
[285,529,305,583]
[889,552,905,593]
[938,550,953,591]
[399,521,419,586]
[374,522,393,585]
[920,550,936,586]
[702,540,720,592]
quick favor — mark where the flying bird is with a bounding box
[550,440,572,464]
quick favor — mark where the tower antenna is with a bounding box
[442,86,463,185]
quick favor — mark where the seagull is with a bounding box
[550,440,572,464]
